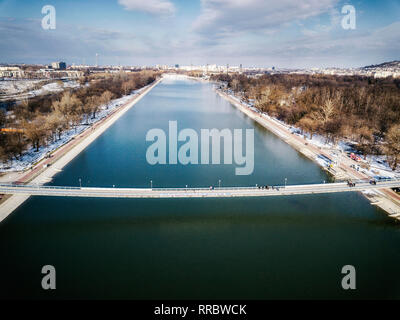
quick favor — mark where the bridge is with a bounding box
[1,179,399,199]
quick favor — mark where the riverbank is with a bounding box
[0,77,162,222]
[216,88,400,221]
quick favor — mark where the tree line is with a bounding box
[211,73,400,170]
[0,71,159,164]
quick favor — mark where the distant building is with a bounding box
[51,62,67,70]
[0,67,24,78]
[38,68,83,79]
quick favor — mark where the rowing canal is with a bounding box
[1,76,399,299]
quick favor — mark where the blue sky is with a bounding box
[0,0,399,68]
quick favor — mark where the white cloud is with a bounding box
[118,0,175,16]
[0,18,152,65]
[193,0,339,37]
[232,21,400,68]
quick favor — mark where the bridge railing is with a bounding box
[152,186,263,192]
[151,178,400,192]
[0,177,400,192]
[0,184,81,190]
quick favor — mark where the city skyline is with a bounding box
[0,0,399,68]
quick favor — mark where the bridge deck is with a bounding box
[1,179,399,199]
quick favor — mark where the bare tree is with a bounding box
[231,79,241,92]
[316,99,335,125]
[122,81,132,95]
[23,116,49,152]
[297,117,318,140]
[52,92,82,128]
[14,99,32,121]
[86,95,101,119]
[100,90,113,109]
[385,124,400,170]
[0,109,6,128]
[2,133,27,160]
[46,112,68,141]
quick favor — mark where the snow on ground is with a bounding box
[0,88,144,173]
[362,189,379,196]
[29,80,80,96]
[0,79,80,99]
[0,80,42,95]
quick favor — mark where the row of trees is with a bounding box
[211,73,400,170]
[0,71,159,164]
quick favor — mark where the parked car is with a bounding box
[350,153,362,162]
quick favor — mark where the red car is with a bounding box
[350,153,362,162]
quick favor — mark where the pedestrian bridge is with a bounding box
[1,179,399,199]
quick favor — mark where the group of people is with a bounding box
[258,185,280,191]
[348,179,377,187]
[347,180,356,187]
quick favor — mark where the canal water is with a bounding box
[1,77,399,299]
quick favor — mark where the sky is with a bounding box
[0,0,399,68]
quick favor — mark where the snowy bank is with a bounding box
[0,88,145,173]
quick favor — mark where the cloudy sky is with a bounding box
[0,0,399,68]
